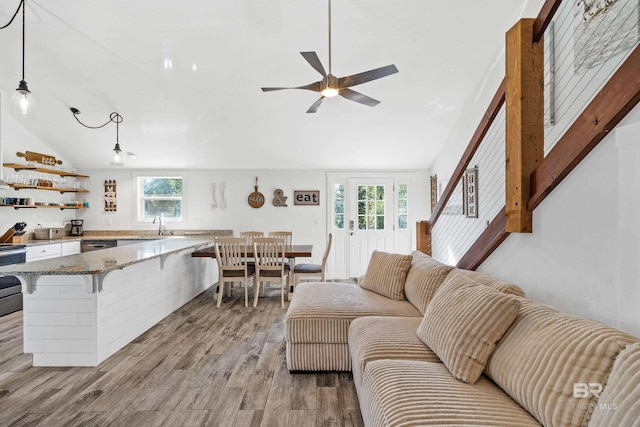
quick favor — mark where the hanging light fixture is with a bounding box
[70,108,126,167]
[1,0,37,118]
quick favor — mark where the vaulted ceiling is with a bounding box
[0,0,542,170]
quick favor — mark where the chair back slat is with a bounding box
[214,237,247,269]
[253,237,285,271]
[268,231,293,247]
[240,231,264,246]
[321,233,334,270]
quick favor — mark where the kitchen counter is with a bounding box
[1,236,219,367]
[0,236,215,276]
[19,229,232,246]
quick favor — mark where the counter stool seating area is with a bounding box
[285,250,640,426]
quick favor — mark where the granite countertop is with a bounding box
[20,229,232,246]
[0,237,216,276]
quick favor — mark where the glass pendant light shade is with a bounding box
[110,142,124,167]
[11,80,37,118]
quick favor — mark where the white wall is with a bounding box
[479,103,640,338]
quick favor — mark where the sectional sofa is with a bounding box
[284,250,640,426]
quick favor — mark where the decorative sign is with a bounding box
[463,167,478,218]
[293,190,320,206]
[17,150,62,167]
[104,180,117,211]
[248,177,265,208]
[272,189,288,207]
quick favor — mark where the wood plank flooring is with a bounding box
[0,287,364,427]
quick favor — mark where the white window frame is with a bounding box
[133,172,187,226]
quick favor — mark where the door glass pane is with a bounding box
[397,184,408,229]
[357,184,386,231]
[333,184,345,229]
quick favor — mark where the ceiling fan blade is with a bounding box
[306,97,325,113]
[262,81,324,92]
[300,52,327,77]
[338,64,399,88]
[339,88,380,107]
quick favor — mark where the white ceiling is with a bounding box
[0,0,542,170]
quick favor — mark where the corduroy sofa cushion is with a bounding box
[348,316,439,389]
[484,297,638,427]
[457,268,526,297]
[359,359,541,427]
[590,342,640,426]
[403,251,454,314]
[359,251,413,300]
[416,270,521,384]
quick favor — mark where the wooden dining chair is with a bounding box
[268,231,293,288]
[293,233,333,289]
[253,237,287,308]
[214,237,255,308]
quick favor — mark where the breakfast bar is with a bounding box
[0,237,217,367]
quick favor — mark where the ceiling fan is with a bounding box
[261,0,399,113]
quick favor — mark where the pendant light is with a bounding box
[10,0,37,118]
[70,108,125,167]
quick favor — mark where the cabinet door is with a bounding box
[61,241,81,256]
[26,244,62,261]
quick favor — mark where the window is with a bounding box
[397,184,408,229]
[333,184,345,229]
[137,176,183,222]
[358,185,385,230]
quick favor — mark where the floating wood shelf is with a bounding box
[2,163,89,178]
[8,184,89,194]
[0,204,87,210]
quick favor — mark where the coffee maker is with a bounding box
[70,219,84,236]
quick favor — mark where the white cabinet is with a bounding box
[27,244,62,261]
[61,241,81,256]
[26,240,81,262]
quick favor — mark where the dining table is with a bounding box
[190,244,313,259]
[191,244,313,300]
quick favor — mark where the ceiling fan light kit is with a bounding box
[261,0,398,113]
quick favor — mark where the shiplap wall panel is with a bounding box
[433,107,507,265]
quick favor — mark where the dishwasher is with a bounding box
[81,240,117,252]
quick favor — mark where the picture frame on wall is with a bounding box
[463,167,478,219]
[430,175,438,212]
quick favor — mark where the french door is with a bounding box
[348,178,395,277]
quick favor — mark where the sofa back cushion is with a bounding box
[455,268,526,297]
[416,270,521,384]
[589,342,640,426]
[403,251,454,314]
[359,251,413,300]
[484,297,637,427]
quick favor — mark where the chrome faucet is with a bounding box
[152,215,165,235]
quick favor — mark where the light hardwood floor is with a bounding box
[0,287,364,427]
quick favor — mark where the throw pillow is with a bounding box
[416,270,521,384]
[359,251,413,300]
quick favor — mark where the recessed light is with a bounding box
[127,152,137,159]
[192,64,198,72]
[164,58,173,70]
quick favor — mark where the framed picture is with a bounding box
[463,167,478,219]
[430,175,438,212]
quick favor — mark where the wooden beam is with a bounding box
[529,45,640,211]
[429,79,506,227]
[457,210,509,271]
[533,0,564,43]
[416,221,432,255]
[505,19,544,233]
